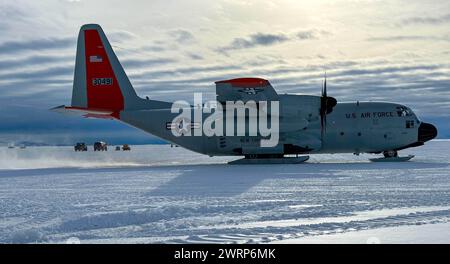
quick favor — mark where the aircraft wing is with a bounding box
[215,78,279,103]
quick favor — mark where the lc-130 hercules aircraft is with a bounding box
[53,24,437,164]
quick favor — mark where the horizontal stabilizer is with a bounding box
[50,105,116,119]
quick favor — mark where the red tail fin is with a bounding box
[84,29,124,112]
[70,24,139,118]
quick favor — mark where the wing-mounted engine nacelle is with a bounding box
[323,96,337,114]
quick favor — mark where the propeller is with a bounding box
[320,73,337,138]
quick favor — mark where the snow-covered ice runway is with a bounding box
[0,140,449,243]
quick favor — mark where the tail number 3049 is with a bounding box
[92,78,113,86]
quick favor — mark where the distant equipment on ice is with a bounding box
[75,142,131,152]
[122,144,131,151]
[94,141,108,151]
[74,142,88,151]
[115,144,131,151]
[7,143,26,149]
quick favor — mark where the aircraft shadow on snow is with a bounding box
[0,162,447,197]
[145,161,448,197]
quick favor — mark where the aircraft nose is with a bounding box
[418,122,437,142]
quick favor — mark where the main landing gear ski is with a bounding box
[228,155,310,165]
[369,150,414,162]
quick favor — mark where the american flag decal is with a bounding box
[89,55,103,63]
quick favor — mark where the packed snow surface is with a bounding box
[0,140,449,243]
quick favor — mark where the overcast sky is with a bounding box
[0,0,449,145]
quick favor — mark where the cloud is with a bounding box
[121,58,177,69]
[0,54,73,71]
[245,33,290,47]
[129,64,242,81]
[297,29,331,40]
[185,52,204,60]
[169,29,195,44]
[112,44,170,58]
[0,37,75,55]
[108,30,138,43]
[141,45,167,52]
[217,32,290,54]
[399,13,450,26]
[217,29,331,54]
[336,64,441,77]
[366,35,450,42]
[232,33,289,48]
[0,65,73,82]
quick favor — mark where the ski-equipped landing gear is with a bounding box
[229,155,310,165]
[370,150,414,162]
[383,150,398,158]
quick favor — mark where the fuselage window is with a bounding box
[406,120,414,128]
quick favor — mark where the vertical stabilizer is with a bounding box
[71,24,139,114]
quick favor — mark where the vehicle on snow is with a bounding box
[74,142,88,151]
[122,144,131,151]
[94,141,107,151]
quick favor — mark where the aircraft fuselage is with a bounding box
[119,97,436,157]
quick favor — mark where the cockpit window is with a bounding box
[396,106,412,117]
